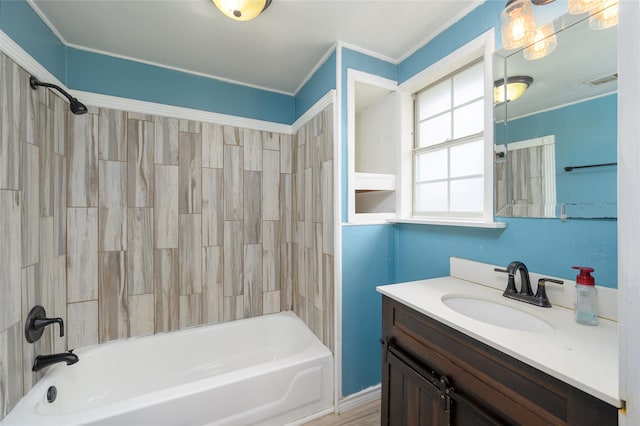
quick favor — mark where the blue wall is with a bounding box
[339,0,618,398]
[496,94,617,207]
[294,49,336,121]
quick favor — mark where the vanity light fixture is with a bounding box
[523,22,557,60]
[589,0,619,30]
[501,0,537,50]
[568,0,602,14]
[212,0,272,21]
[494,76,534,104]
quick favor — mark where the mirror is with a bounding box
[494,5,618,219]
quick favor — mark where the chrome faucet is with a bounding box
[32,350,79,372]
[495,261,564,307]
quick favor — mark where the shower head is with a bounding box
[29,76,88,115]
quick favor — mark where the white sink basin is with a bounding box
[442,295,554,332]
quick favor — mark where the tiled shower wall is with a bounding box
[0,52,334,418]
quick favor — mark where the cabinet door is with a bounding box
[384,347,449,425]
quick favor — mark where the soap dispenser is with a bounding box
[572,266,598,326]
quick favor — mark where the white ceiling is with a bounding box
[29,0,481,95]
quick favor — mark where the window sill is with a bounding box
[388,217,507,229]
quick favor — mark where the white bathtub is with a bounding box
[2,311,333,426]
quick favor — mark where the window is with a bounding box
[413,60,485,218]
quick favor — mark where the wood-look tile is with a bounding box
[312,144,322,224]
[314,223,323,311]
[224,145,243,220]
[303,400,380,426]
[21,142,39,267]
[312,307,323,341]
[53,95,66,155]
[67,112,98,207]
[179,119,201,134]
[0,55,20,190]
[263,291,280,315]
[263,221,280,292]
[0,322,23,418]
[223,295,244,322]
[19,69,37,145]
[180,294,202,329]
[128,293,155,337]
[53,155,67,256]
[223,221,243,297]
[295,146,305,221]
[243,244,262,318]
[179,214,202,295]
[243,129,262,171]
[127,111,154,122]
[127,208,154,295]
[280,243,293,311]
[203,246,223,325]
[38,218,56,345]
[67,208,98,303]
[127,119,154,207]
[263,132,280,151]
[323,254,334,352]
[202,168,223,247]
[99,160,127,251]
[67,300,99,349]
[304,168,313,248]
[178,131,202,214]
[280,174,292,243]
[296,235,307,299]
[154,164,179,249]
[244,171,262,244]
[21,265,38,390]
[52,255,67,353]
[38,105,54,217]
[223,126,243,146]
[154,248,180,333]
[202,122,223,168]
[280,134,292,174]
[99,251,128,343]
[98,108,127,161]
[322,106,334,162]
[322,160,334,255]
[263,149,280,221]
[154,116,179,165]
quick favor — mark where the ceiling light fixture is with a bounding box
[523,22,557,60]
[212,0,272,21]
[494,76,534,104]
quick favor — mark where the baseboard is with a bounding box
[337,384,381,414]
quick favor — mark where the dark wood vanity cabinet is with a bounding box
[381,296,618,426]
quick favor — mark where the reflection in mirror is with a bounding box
[494,4,618,219]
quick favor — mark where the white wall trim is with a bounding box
[338,41,398,65]
[337,384,381,414]
[75,90,293,134]
[291,90,336,133]
[333,44,344,408]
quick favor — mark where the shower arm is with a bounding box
[29,76,88,115]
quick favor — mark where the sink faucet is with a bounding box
[495,261,563,307]
[32,350,79,372]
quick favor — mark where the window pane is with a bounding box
[416,149,448,182]
[453,100,483,139]
[416,182,448,212]
[450,139,484,178]
[450,178,483,212]
[418,80,451,119]
[453,61,484,106]
[419,112,451,148]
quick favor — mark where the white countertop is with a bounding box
[377,276,620,407]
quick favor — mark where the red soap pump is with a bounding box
[572,266,598,326]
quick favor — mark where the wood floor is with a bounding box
[302,400,381,426]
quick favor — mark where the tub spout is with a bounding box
[33,350,79,372]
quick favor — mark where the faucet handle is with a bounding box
[495,268,517,294]
[534,278,564,307]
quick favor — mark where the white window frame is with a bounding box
[394,29,501,227]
